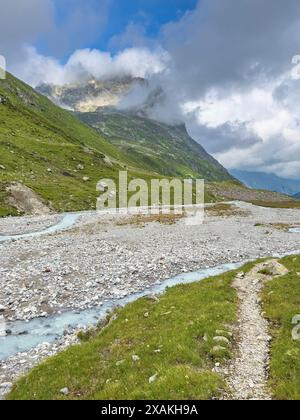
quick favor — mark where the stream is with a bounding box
[0,215,299,361]
[0,213,81,243]
[0,262,244,361]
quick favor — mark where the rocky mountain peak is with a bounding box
[36,76,146,113]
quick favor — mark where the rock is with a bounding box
[132,355,140,362]
[0,382,13,389]
[149,373,158,384]
[0,315,6,337]
[211,345,227,356]
[145,295,160,303]
[82,176,90,182]
[77,164,84,170]
[144,312,149,318]
[103,156,113,167]
[0,304,6,312]
[60,387,69,396]
[215,330,233,338]
[17,331,28,336]
[213,336,231,345]
[116,360,125,366]
[98,181,108,189]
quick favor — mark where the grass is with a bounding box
[0,184,19,217]
[7,266,249,400]
[205,203,250,217]
[77,109,234,183]
[258,268,274,276]
[255,223,300,232]
[251,200,300,209]
[116,213,184,227]
[207,182,300,209]
[7,256,300,400]
[262,255,300,400]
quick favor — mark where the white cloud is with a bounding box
[185,73,300,178]
[0,0,53,63]
[3,0,300,178]
[11,46,170,87]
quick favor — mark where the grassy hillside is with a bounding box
[76,109,234,182]
[0,73,167,216]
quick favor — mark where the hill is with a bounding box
[76,108,233,182]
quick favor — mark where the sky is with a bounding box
[1,0,300,179]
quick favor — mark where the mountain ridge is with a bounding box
[230,169,300,196]
[76,108,233,182]
[36,77,145,112]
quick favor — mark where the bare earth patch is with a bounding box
[6,183,50,216]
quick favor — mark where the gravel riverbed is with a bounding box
[1,201,300,397]
[0,214,62,236]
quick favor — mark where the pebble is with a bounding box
[213,336,231,346]
[149,374,158,384]
[60,387,69,396]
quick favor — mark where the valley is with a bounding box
[1,201,300,399]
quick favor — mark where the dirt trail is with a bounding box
[224,259,288,400]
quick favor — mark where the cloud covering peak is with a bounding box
[2,0,300,178]
[10,46,170,87]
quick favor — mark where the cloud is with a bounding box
[0,0,111,64]
[3,0,300,178]
[157,0,300,178]
[162,0,300,98]
[45,0,111,57]
[109,22,151,50]
[180,74,300,178]
[0,0,53,63]
[11,46,170,86]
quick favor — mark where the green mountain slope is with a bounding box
[0,73,161,216]
[76,109,233,182]
[0,72,234,217]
